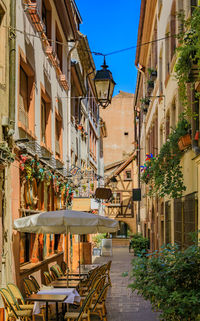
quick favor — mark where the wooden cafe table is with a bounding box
[26,293,68,321]
[50,279,80,288]
[27,287,81,321]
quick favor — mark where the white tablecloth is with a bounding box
[33,287,80,314]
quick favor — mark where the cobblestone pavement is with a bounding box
[91,246,160,321]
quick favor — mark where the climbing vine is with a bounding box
[141,116,190,198]
[175,6,200,116]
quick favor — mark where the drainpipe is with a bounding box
[135,65,146,233]
[9,0,16,131]
[67,41,79,169]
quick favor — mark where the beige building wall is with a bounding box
[135,0,198,250]
[100,91,134,166]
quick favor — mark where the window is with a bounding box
[55,114,62,159]
[55,24,63,71]
[41,98,47,144]
[40,87,51,149]
[0,3,6,84]
[165,30,170,77]
[159,49,163,94]
[18,56,35,134]
[112,192,121,205]
[166,113,170,139]
[19,67,29,127]
[42,0,51,40]
[170,1,176,59]
[124,132,129,136]
[20,233,31,264]
[124,170,132,180]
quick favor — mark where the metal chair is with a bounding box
[0,288,34,321]
[90,283,110,321]
[29,275,40,291]
[7,283,34,310]
[64,289,95,321]
[43,271,53,285]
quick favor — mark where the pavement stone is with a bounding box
[91,246,160,321]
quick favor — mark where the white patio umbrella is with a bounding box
[14,210,119,276]
[13,209,119,234]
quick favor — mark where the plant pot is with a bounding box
[195,131,199,140]
[147,81,154,89]
[178,133,192,151]
[78,125,83,130]
[150,70,157,81]
[141,107,148,113]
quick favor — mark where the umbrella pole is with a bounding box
[78,235,80,276]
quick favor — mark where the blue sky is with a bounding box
[75,0,141,96]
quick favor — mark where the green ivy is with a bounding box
[141,116,190,198]
[175,6,200,116]
[129,240,200,320]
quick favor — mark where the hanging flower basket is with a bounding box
[178,133,192,151]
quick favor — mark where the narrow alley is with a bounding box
[92,246,160,321]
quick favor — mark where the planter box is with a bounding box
[178,133,192,151]
[59,74,69,91]
[27,3,45,33]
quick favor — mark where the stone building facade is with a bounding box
[0,0,106,298]
[134,0,199,251]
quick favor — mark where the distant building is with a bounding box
[100,91,135,166]
[101,91,137,236]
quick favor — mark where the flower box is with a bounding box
[178,133,192,151]
[59,74,69,91]
[45,46,55,63]
[27,3,45,33]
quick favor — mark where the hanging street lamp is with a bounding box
[94,56,116,108]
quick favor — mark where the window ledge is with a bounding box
[20,251,64,275]
[18,121,37,140]
[55,155,64,163]
[40,141,53,154]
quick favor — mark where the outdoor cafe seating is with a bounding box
[0,260,112,320]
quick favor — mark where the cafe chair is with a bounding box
[29,276,40,291]
[90,283,110,321]
[80,275,106,306]
[0,288,34,321]
[106,261,112,286]
[61,261,67,274]
[23,278,38,296]
[43,271,53,285]
[64,289,95,321]
[7,283,34,310]
[23,279,47,321]
[50,264,63,278]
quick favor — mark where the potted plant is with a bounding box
[140,105,148,114]
[78,124,83,130]
[147,80,154,93]
[178,133,192,151]
[148,68,157,81]
[82,184,87,191]
[140,97,150,106]
[90,183,94,191]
